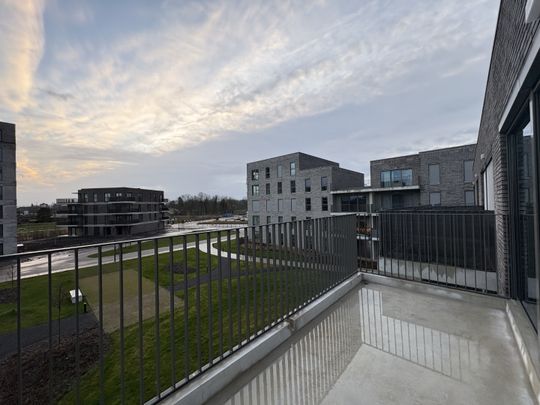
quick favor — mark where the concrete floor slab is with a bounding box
[210,283,536,405]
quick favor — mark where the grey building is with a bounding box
[246,153,364,227]
[473,0,540,330]
[0,122,16,255]
[332,144,476,214]
[62,187,167,237]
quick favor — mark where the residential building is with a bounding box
[473,0,540,332]
[61,187,167,237]
[0,122,16,255]
[332,143,476,214]
[246,152,364,227]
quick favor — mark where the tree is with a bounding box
[36,206,52,222]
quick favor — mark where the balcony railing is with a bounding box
[0,215,357,404]
[360,208,504,296]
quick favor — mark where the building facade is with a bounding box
[246,153,364,227]
[332,144,476,214]
[0,122,17,255]
[474,0,540,329]
[63,187,167,237]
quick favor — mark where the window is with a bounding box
[290,162,296,176]
[0,168,3,181]
[464,160,474,182]
[305,178,311,192]
[0,187,3,200]
[483,160,494,210]
[465,190,475,206]
[321,176,328,191]
[401,169,413,186]
[306,198,311,211]
[115,192,122,198]
[265,200,270,211]
[265,183,270,195]
[428,164,440,185]
[290,180,296,193]
[252,215,260,226]
[93,193,98,202]
[84,193,89,202]
[0,224,3,237]
[251,169,259,181]
[278,216,283,223]
[322,197,328,211]
[429,192,441,206]
[252,184,259,196]
[380,171,391,187]
[291,216,297,222]
[105,193,111,202]
[0,244,3,255]
[391,170,402,186]
[252,200,260,212]
[277,165,283,178]
[278,199,283,211]
[277,182,282,194]
[265,167,270,179]
[265,216,271,224]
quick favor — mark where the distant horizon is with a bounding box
[0,1,498,205]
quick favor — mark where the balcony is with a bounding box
[0,214,537,404]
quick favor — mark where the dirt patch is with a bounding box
[0,326,110,404]
[0,288,16,304]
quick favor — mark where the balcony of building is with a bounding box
[0,214,537,404]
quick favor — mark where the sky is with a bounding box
[0,0,499,205]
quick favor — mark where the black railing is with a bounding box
[0,215,357,404]
[360,209,503,296]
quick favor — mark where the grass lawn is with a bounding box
[58,264,347,404]
[80,270,182,333]
[18,222,58,232]
[87,232,220,258]
[215,238,300,261]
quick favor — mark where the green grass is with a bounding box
[215,238,297,261]
[59,263,345,404]
[87,232,219,258]
[18,222,58,232]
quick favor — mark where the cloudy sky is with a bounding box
[0,0,498,205]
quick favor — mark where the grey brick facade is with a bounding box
[246,153,364,226]
[0,122,17,255]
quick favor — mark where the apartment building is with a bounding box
[473,0,540,330]
[0,122,16,255]
[62,187,167,237]
[332,143,476,214]
[246,152,364,227]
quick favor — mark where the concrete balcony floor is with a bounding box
[208,280,535,405]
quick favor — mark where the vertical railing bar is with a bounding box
[452,214,457,288]
[207,231,213,365]
[137,242,144,404]
[252,226,257,335]
[284,222,290,315]
[271,224,277,321]
[154,240,161,398]
[258,225,264,330]
[244,228,250,340]
[265,224,272,324]
[183,236,189,381]
[217,231,223,359]
[277,223,284,316]
[483,214,488,292]
[443,213,448,286]
[472,214,477,290]
[75,248,80,405]
[195,234,202,371]
[227,230,233,353]
[16,257,22,405]
[291,220,297,311]
[462,214,467,291]
[169,237,176,386]
[119,243,125,404]
[235,228,241,343]
[47,253,53,405]
[435,213,440,284]
[97,247,104,404]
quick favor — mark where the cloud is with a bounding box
[0,0,45,111]
[0,0,497,203]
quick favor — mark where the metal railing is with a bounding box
[0,215,357,404]
[360,208,504,296]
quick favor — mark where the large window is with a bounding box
[321,176,328,191]
[464,160,474,182]
[278,199,283,212]
[251,184,259,196]
[251,169,259,181]
[482,161,494,210]
[305,178,311,192]
[305,198,311,211]
[277,182,282,194]
[465,190,475,206]
[252,200,260,212]
[265,183,270,195]
[290,180,296,193]
[291,198,296,211]
[322,197,328,211]
[266,216,271,224]
[290,162,296,176]
[380,169,413,187]
[277,165,283,178]
[265,167,270,179]
[105,193,111,202]
[428,164,440,185]
[339,194,367,212]
[252,215,260,226]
